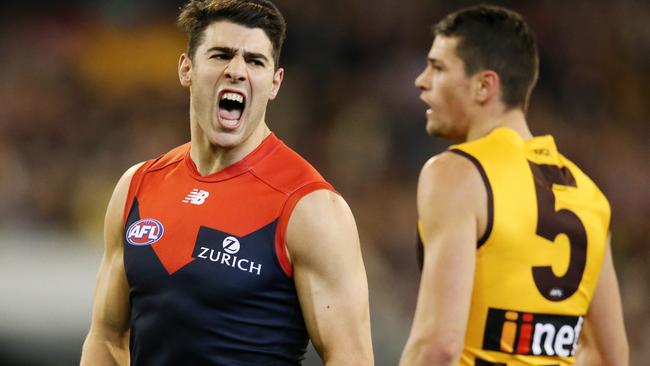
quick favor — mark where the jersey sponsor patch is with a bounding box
[192,226,263,276]
[483,307,583,357]
[126,218,164,246]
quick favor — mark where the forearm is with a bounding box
[311,301,373,365]
[579,241,629,366]
[574,342,602,366]
[574,332,628,366]
[400,335,461,366]
[80,330,129,366]
[323,353,373,366]
[320,327,373,365]
[575,349,628,366]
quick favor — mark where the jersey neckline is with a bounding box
[183,133,281,182]
[477,127,563,166]
[487,127,557,150]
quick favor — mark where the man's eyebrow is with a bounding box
[243,52,269,62]
[206,46,236,54]
[429,57,448,68]
[205,47,270,63]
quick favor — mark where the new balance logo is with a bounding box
[182,189,210,205]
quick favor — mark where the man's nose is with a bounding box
[225,57,246,82]
[414,69,428,91]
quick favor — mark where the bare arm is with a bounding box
[286,189,373,365]
[80,163,143,366]
[574,236,629,366]
[400,153,486,366]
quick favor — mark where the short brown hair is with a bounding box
[434,5,539,111]
[177,0,286,67]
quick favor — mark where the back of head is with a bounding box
[177,0,287,67]
[434,5,539,111]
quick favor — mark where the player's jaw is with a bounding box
[419,93,440,135]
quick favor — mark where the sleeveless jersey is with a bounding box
[419,127,611,366]
[122,133,334,365]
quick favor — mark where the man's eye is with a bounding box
[249,59,264,66]
[210,54,228,60]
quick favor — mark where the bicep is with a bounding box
[415,207,477,340]
[409,154,485,348]
[287,190,372,363]
[88,164,142,340]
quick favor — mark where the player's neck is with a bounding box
[466,108,532,142]
[190,122,270,176]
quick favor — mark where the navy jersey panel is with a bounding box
[124,199,308,365]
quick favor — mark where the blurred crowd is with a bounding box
[0,0,648,364]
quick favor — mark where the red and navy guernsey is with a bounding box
[122,133,334,365]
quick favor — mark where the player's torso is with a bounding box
[451,128,610,366]
[122,135,324,365]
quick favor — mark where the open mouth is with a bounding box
[218,91,246,128]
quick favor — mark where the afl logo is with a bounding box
[126,219,164,246]
[222,236,240,254]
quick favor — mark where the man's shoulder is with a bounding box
[420,151,482,187]
[121,143,190,181]
[146,142,191,172]
[417,151,487,216]
[253,139,331,195]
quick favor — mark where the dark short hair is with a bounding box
[434,5,539,111]
[177,0,286,67]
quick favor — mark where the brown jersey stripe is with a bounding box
[449,148,494,248]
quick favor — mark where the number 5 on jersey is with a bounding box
[529,163,587,301]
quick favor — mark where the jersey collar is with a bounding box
[184,133,281,182]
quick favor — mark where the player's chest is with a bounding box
[123,173,287,290]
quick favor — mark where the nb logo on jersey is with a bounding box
[182,189,210,205]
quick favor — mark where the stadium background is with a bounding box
[0,0,647,364]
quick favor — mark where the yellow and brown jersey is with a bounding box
[419,127,611,366]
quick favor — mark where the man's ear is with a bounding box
[269,67,285,100]
[179,53,192,87]
[475,70,500,105]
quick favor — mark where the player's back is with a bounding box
[450,127,610,365]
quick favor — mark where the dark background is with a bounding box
[0,0,647,364]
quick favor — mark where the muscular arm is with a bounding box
[400,152,487,366]
[574,236,629,366]
[286,189,373,365]
[80,163,143,366]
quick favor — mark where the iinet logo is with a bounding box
[483,308,583,357]
[182,189,210,205]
